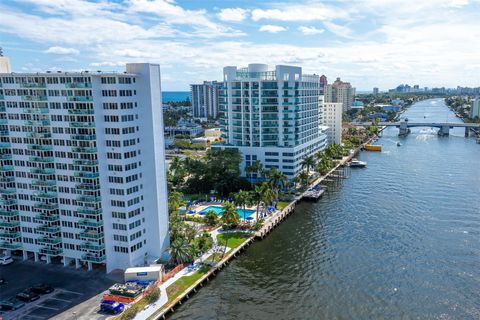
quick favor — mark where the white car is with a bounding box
[0,255,13,265]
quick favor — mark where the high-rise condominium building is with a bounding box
[190,81,221,119]
[325,77,356,112]
[471,97,480,119]
[373,87,379,95]
[319,96,343,145]
[216,64,327,179]
[319,75,328,95]
[0,63,169,272]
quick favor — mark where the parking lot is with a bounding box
[0,258,122,320]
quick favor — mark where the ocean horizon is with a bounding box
[162,91,190,103]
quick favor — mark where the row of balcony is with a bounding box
[73,159,98,166]
[0,241,21,250]
[27,132,51,138]
[0,210,19,217]
[35,212,60,222]
[0,220,20,228]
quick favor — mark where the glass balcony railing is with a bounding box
[30,168,55,175]
[78,218,103,228]
[0,199,16,206]
[0,231,21,239]
[76,195,101,203]
[71,147,97,153]
[27,132,51,138]
[33,191,57,199]
[37,236,62,245]
[74,172,99,178]
[67,96,93,102]
[22,95,48,101]
[0,241,21,250]
[81,253,106,263]
[0,210,19,217]
[0,188,16,194]
[23,107,49,114]
[27,144,53,151]
[0,119,7,125]
[65,83,92,89]
[0,165,13,172]
[29,156,54,163]
[69,122,95,128]
[70,134,96,141]
[40,247,63,256]
[77,207,102,215]
[73,159,98,166]
[0,220,20,228]
[21,82,46,88]
[0,142,11,148]
[67,109,94,115]
[32,179,56,187]
[33,203,58,210]
[80,242,105,251]
[35,213,60,222]
[25,120,51,126]
[0,177,15,183]
[79,230,104,240]
[0,154,12,160]
[75,183,100,191]
[0,130,8,136]
[36,225,61,233]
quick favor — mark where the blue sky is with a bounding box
[1,0,480,91]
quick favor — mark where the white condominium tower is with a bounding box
[0,63,169,272]
[218,64,327,179]
[319,96,343,145]
[190,81,221,119]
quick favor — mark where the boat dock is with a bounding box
[303,188,325,200]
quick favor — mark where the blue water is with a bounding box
[199,206,256,218]
[170,98,480,320]
[162,91,190,103]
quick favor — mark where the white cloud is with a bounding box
[44,46,79,55]
[217,8,249,22]
[251,3,349,22]
[259,25,287,33]
[323,21,353,38]
[298,26,324,35]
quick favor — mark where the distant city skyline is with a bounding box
[1,0,480,91]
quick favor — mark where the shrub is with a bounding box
[145,287,160,304]
[120,304,139,320]
[204,210,218,226]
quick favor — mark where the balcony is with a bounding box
[25,120,51,126]
[77,207,102,215]
[76,195,101,203]
[0,241,21,250]
[75,183,100,191]
[21,82,46,88]
[35,213,59,222]
[0,153,12,160]
[80,242,105,251]
[32,179,56,187]
[73,159,98,166]
[78,218,103,228]
[37,236,62,245]
[0,188,16,194]
[33,191,57,199]
[40,247,63,256]
[22,95,48,101]
[71,147,97,153]
[0,210,19,217]
[0,119,7,125]
[0,142,11,148]
[67,96,93,102]
[81,253,106,263]
[27,132,51,138]
[71,134,96,141]
[0,230,21,239]
[30,168,55,175]
[29,156,54,163]
[0,177,15,183]
[0,199,17,206]
[0,165,14,172]
[36,225,61,233]
[27,144,53,151]
[79,230,104,240]
[33,203,58,210]
[0,220,20,228]
[69,122,95,128]
[23,107,49,114]
[74,172,99,178]
[0,130,8,136]
[68,109,94,115]
[65,83,92,88]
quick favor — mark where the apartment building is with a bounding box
[215,64,327,179]
[0,63,169,272]
[319,95,343,145]
[325,77,356,112]
[190,81,221,119]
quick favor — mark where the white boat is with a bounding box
[349,159,367,168]
[397,142,401,146]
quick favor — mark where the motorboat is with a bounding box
[349,159,367,168]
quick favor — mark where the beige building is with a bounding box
[325,77,355,112]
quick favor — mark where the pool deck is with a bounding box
[189,203,261,220]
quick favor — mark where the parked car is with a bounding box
[16,290,40,303]
[100,300,124,314]
[0,255,13,265]
[0,298,25,311]
[30,284,54,294]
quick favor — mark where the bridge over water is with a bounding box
[357,121,480,136]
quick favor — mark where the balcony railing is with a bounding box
[81,253,106,263]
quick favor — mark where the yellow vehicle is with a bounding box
[364,144,382,151]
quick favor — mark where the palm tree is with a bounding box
[221,202,240,229]
[251,160,263,181]
[300,155,315,182]
[169,237,194,264]
[265,167,287,201]
[250,182,273,221]
[298,170,309,189]
[233,190,251,220]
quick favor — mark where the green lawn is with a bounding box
[205,252,224,264]
[216,232,251,249]
[277,201,290,210]
[165,265,211,304]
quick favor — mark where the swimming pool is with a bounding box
[198,206,256,219]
